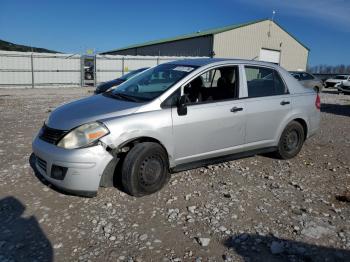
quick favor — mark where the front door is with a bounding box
[171,65,246,165]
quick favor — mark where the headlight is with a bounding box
[57,122,109,149]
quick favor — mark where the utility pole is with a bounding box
[31,46,34,88]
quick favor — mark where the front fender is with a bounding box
[99,109,175,166]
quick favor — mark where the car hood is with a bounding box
[46,94,142,130]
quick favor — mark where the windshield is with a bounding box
[111,64,197,101]
[119,68,147,81]
[335,75,347,80]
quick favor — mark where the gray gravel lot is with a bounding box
[0,88,349,262]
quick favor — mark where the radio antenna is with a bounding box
[268,10,276,37]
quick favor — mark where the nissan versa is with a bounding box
[32,59,321,197]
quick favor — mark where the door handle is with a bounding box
[280,101,290,106]
[230,107,243,113]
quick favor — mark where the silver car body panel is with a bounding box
[32,58,320,194]
[46,94,144,130]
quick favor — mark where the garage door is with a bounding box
[259,49,280,64]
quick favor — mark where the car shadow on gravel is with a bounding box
[321,103,350,117]
[224,234,350,262]
[0,196,53,262]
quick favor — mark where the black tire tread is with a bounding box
[121,142,169,197]
[275,121,305,160]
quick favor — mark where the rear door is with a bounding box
[243,66,291,144]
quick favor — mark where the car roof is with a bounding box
[166,58,281,68]
[289,71,306,74]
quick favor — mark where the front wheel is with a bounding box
[121,142,170,197]
[275,121,305,159]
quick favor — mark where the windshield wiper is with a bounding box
[107,92,139,102]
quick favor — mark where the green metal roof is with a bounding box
[101,18,309,54]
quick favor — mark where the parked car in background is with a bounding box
[32,59,320,197]
[84,66,94,80]
[337,76,350,94]
[324,75,350,88]
[94,67,149,94]
[290,71,323,92]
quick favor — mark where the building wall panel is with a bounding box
[213,20,308,71]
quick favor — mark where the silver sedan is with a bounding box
[33,59,321,197]
[290,71,324,93]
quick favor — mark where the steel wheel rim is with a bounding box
[283,130,300,152]
[139,155,163,187]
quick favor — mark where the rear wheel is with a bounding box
[275,121,305,159]
[121,142,170,197]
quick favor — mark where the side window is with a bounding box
[292,73,301,80]
[245,66,288,97]
[161,88,181,108]
[300,73,307,80]
[183,66,239,104]
[306,73,315,80]
[301,73,314,80]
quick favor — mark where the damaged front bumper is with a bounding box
[32,135,114,196]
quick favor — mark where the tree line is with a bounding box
[0,39,58,53]
[308,64,350,74]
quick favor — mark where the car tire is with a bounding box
[121,142,170,197]
[85,73,92,80]
[275,121,305,160]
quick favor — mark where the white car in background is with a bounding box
[337,77,350,94]
[325,75,350,88]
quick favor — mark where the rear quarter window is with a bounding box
[245,66,288,98]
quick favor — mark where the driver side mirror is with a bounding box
[177,95,187,116]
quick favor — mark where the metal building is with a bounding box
[101,19,309,71]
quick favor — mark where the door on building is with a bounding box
[259,49,281,65]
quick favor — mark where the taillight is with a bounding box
[315,93,321,110]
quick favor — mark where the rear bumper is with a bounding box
[32,136,113,196]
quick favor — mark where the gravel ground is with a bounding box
[0,88,349,262]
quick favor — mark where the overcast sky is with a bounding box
[1,0,349,66]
